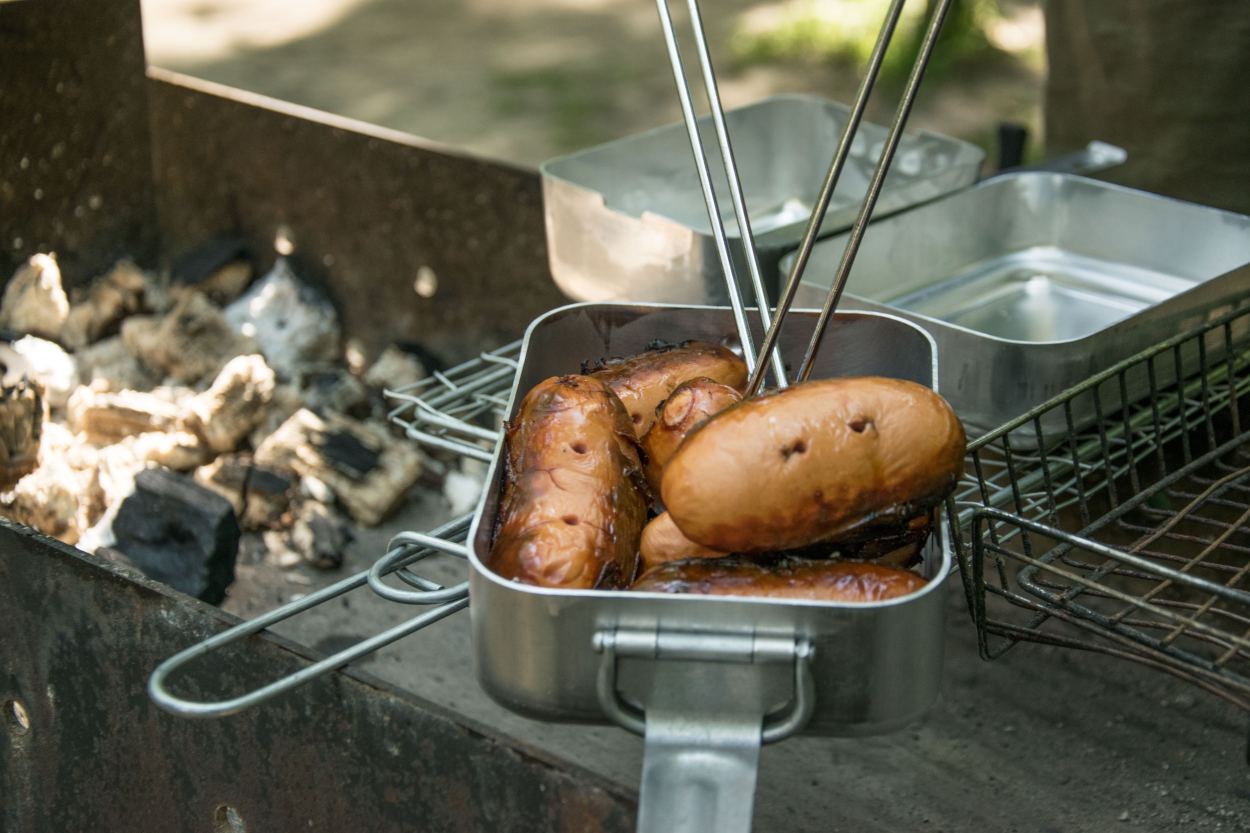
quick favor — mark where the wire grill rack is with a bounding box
[953,300,1250,711]
[385,299,1250,715]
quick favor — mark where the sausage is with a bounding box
[489,375,647,589]
[662,377,965,553]
[640,377,742,494]
[639,511,727,571]
[631,557,928,601]
[587,341,747,439]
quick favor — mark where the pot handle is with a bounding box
[595,629,815,833]
[148,514,473,718]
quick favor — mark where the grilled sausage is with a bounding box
[662,377,965,553]
[640,377,742,494]
[639,511,727,570]
[631,557,928,601]
[489,375,647,589]
[588,341,747,439]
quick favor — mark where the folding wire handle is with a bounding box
[148,514,474,718]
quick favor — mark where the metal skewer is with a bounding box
[793,0,955,382]
[682,0,788,388]
[655,0,785,385]
[744,0,908,397]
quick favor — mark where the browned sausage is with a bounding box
[639,511,727,571]
[640,377,742,494]
[631,557,928,601]
[588,341,747,439]
[662,377,965,553]
[489,375,647,589]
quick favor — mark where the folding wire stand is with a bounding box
[952,299,1250,721]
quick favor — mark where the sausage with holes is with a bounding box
[588,341,747,439]
[631,557,928,601]
[489,375,647,588]
[662,377,965,553]
[640,377,742,494]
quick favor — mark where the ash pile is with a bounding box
[0,246,482,604]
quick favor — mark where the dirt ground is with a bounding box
[141,0,1044,167]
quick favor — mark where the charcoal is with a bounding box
[171,237,254,304]
[60,259,147,349]
[0,378,44,489]
[67,386,182,443]
[184,354,276,453]
[255,408,421,526]
[0,254,69,340]
[302,368,368,417]
[291,500,352,569]
[110,467,240,604]
[363,345,425,392]
[194,454,293,530]
[74,336,159,392]
[122,290,258,384]
[223,259,340,378]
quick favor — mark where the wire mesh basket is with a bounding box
[952,299,1250,712]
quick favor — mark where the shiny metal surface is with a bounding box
[541,94,983,305]
[794,0,954,383]
[789,173,1250,435]
[745,0,906,396]
[467,303,952,736]
[655,0,787,386]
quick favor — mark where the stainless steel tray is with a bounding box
[787,172,1250,436]
[467,302,952,736]
[541,94,984,305]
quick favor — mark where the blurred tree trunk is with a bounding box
[1044,0,1250,214]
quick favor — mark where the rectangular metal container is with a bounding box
[788,173,1250,436]
[466,303,952,737]
[541,94,984,306]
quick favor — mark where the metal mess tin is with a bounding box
[541,94,984,305]
[468,303,951,740]
[788,172,1250,436]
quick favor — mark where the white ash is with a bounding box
[299,473,335,505]
[119,430,209,472]
[248,382,301,451]
[74,336,159,392]
[67,386,182,444]
[291,500,352,569]
[123,290,259,384]
[1,253,69,340]
[75,444,148,554]
[0,422,102,546]
[264,529,303,570]
[363,345,426,392]
[224,259,341,378]
[60,259,147,350]
[184,354,276,453]
[443,460,486,516]
[2,336,78,410]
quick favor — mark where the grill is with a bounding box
[955,299,1250,715]
[384,296,1250,745]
